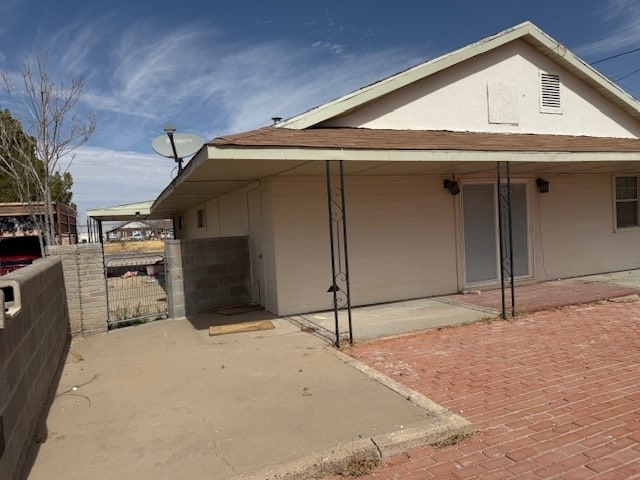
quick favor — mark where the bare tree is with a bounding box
[1,54,95,247]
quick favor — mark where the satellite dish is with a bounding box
[152,133,204,158]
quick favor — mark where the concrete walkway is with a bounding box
[24,315,468,480]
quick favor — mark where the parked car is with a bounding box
[131,232,144,241]
[0,236,42,275]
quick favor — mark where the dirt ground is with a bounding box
[103,240,165,254]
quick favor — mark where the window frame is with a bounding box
[196,208,206,229]
[613,175,640,231]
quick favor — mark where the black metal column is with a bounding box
[496,161,516,319]
[325,160,353,347]
[496,163,506,319]
[506,162,515,317]
[98,220,104,245]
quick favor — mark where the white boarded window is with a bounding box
[540,72,562,114]
[487,83,519,124]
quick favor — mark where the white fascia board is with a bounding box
[151,147,210,215]
[87,202,153,217]
[205,146,640,163]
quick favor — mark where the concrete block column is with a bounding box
[47,244,108,335]
[164,240,186,319]
[164,237,251,318]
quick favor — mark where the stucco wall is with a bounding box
[321,39,640,139]
[533,174,640,279]
[260,179,278,314]
[176,183,257,240]
[0,258,70,480]
[265,171,640,316]
[269,175,459,315]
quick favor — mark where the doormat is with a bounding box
[209,320,275,336]
[214,304,264,315]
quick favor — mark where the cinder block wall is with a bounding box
[0,258,70,480]
[47,244,108,335]
[165,237,251,318]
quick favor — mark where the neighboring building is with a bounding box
[150,22,640,317]
[0,202,77,244]
[106,221,153,241]
[87,201,173,243]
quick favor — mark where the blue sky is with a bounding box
[2,0,640,225]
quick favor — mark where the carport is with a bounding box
[86,200,158,243]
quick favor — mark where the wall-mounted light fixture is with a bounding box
[536,178,550,193]
[444,179,460,196]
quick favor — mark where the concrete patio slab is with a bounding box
[24,315,469,480]
[577,268,640,289]
[287,297,492,343]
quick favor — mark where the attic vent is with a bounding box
[540,72,562,113]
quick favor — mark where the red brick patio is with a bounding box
[344,301,640,479]
[443,280,639,314]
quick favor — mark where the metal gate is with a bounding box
[105,253,168,328]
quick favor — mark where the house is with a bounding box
[87,201,174,243]
[106,221,154,241]
[150,21,640,318]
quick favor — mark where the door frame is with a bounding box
[455,177,535,290]
[246,188,267,306]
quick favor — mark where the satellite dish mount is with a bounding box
[164,124,182,172]
[151,125,204,174]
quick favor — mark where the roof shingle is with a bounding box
[210,127,640,153]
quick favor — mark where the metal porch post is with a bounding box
[325,160,354,347]
[339,160,353,345]
[325,161,340,347]
[497,162,506,319]
[496,161,515,319]
[506,162,515,317]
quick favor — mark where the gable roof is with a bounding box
[279,21,640,130]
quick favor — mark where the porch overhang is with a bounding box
[150,128,640,217]
[86,201,154,222]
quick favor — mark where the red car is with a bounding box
[0,236,42,275]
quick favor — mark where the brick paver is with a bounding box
[344,301,640,479]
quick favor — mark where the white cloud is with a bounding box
[576,0,640,58]
[61,146,175,223]
[56,17,423,152]
[5,14,428,221]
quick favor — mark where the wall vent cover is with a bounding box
[540,72,562,113]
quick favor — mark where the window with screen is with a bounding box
[615,176,638,228]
